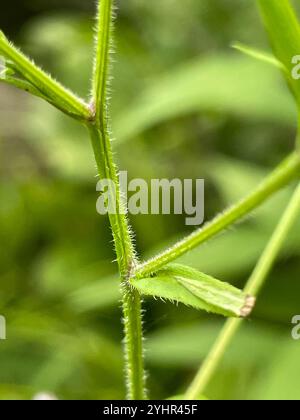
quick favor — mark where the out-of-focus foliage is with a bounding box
[0,0,299,400]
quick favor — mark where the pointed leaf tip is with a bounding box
[232,42,284,71]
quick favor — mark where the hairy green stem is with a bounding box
[1,0,300,402]
[136,152,300,278]
[89,126,145,400]
[0,31,90,120]
[184,181,300,399]
[90,0,146,400]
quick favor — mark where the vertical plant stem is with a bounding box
[185,181,300,400]
[89,0,146,399]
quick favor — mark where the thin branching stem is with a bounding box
[136,152,300,278]
[0,31,91,120]
[89,0,146,400]
[184,181,300,399]
[1,0,300,401]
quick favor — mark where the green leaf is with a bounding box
[69,275,120,312]
[248,341,300,400]
[22,54,296,182]
[258,0,300,105]
[167,394,208,401]
[232,42,283,70]
[131,264,255,318]
[146,322,285,368]
[114,54,296,143]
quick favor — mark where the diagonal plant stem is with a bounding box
[0,31,91,121]
[184,181,300,400]
[89,0,146,400]
[135,152,300,278]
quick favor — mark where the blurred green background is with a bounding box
[1,0,300,400]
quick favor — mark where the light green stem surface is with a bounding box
[136,152,300,278]
[185,181,300,400]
